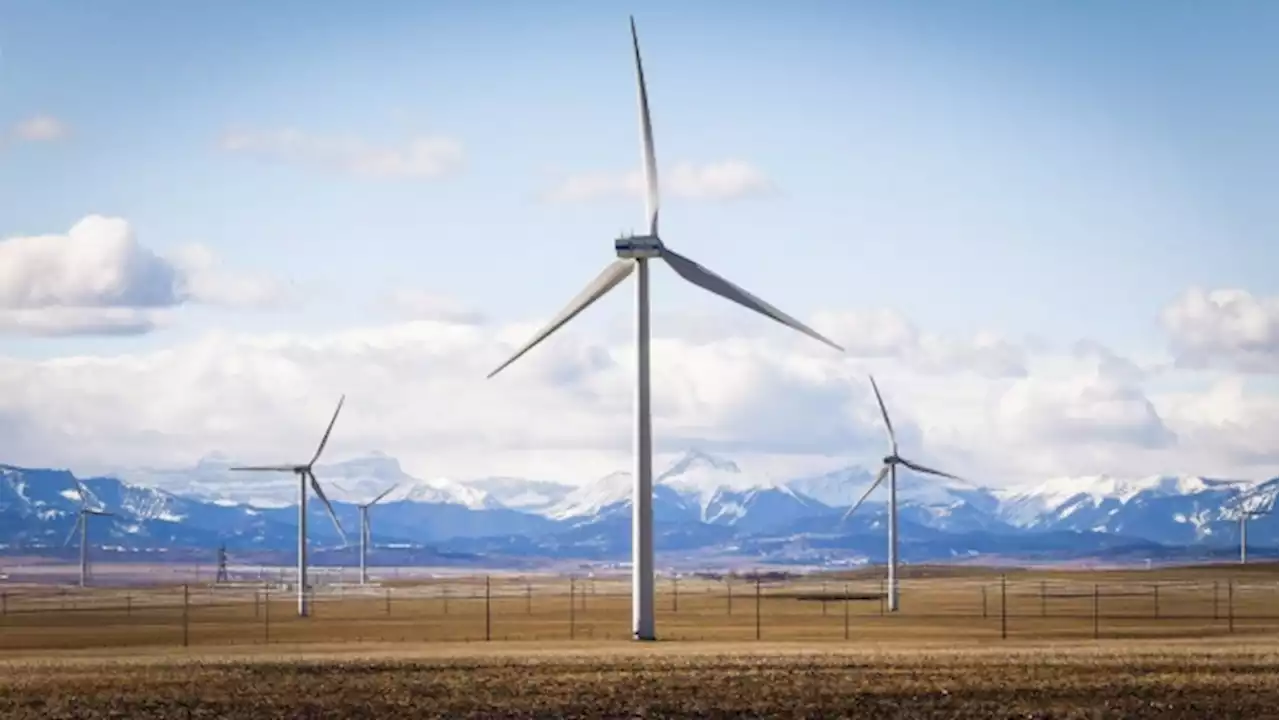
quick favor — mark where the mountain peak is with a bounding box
[660,449,740,479]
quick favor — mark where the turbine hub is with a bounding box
[884,455,898,466]
[615,233,664,259]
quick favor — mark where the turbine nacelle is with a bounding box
[615,234,664,259]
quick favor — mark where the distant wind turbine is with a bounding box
[1231,491,1271,565]
[337,482,400,585]
[64,477,112,588]
[486,17,844,641]
[229,396,348,617]
[841,375,965,612]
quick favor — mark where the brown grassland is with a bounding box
[0,563,1275,718]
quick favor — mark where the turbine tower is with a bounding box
[229,396,349,617]
[841,375,964,612]
[486,17,843,641]
[63,477,112,588]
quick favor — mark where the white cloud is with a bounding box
[0,289,1273,486]
[383,289,486,325]
[220,127,465,180]
[0,216,284,336]
[1161,287,1278,373]
[1158,376,1279,472]
[544,160,773,204]
[813,308,1028,378]
[10,115,70,142]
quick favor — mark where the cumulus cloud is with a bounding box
[1161,287,1278,373]
[544,160,774,204]
[9,115,70,142]
[813,308,1028,379]
[1,291,1273,485]
[220,127,465,180]
[383,289,486,325]
[0,216,284,336]
[1159,376,1279,471]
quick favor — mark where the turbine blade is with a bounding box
[841,465,890,524]
[487,259,636,379]
[229,465,297,472]
[899,457,965,483]
[661,248,844,352]
[630,15,660,236]
[308,470,347,546]
[868,375,897,452]
[369,483,399,506]
[69,476,89,510]
[309,395,345,466]
[86,509,113,517]
[63,514,82,547]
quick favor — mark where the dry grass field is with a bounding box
[0,640,1274,718]
[0,564,1275,717]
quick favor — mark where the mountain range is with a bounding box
[1,449,1276,568]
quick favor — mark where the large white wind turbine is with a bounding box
[64,477,112,588]
[230,396,349,617]
[841,375,964,612]
[486,17,844,641]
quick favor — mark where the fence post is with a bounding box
[1227,580,1234,633]
[999,574,1007,640]
[822,580,828,616]
[485,575,491,642]
[182,583,190,648]
[1,591,5,616]
[569,576,576,640]
[842,582,849,641]
[264,587,270,645]
[755,575,762,641]
[1152,584,1159,619]
[1092,584,1099,640]
[526,582,532,615]
[126,593,132,617]
[672,577,679,613]
[442,584,449,615]
[879,578,885,616]
[726,578,732,616]
[385,588,391,616]
[981,584,988,619]
[1212,580,1219,621]
[1040,580,1046,618]
[254,590,259,619]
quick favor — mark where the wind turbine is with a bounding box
[229,396,349,617]
[841,375,964,612]
[486,17,844,641]
[64,477,112,588]
[1232,492,1271,565]
[337,483,400,585]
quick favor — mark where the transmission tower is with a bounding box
[215,544,230,584]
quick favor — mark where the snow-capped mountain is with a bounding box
[2,450,1276,566]
[545,450,829,534]
[459,477,573,513]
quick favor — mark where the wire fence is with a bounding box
[0,575,1274,651]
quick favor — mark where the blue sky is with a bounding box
[3,0,1274,356]
[0,2,1275,484]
